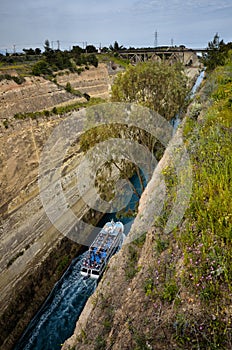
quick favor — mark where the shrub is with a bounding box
[32,60,52,76]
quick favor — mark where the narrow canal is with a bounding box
[14,70,205,350]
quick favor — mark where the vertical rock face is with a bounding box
[0,112,106,349]
[0,113,78,350]
[0,64,111,349]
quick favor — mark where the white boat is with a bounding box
[80,220,124,280]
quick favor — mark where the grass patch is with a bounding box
[13,97,106,120]
[125,233,146,280]
[171,60,232,348]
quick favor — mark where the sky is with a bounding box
[0,0,231,53]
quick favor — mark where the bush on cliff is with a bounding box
[111,61,189,121]
[31,60,52,76]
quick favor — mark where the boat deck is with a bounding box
[81,221,123,278]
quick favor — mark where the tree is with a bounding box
[23,48,35,55]
[109,41,124,52]
[101,46,109,53]
[65,82,72,93]
[202,33,226,70]
[35,48,41,55]
[72,45,84,55]
[31,60,52,76]
[111,61,188,121]
[44,39,52,53]
[86,54,98,67]
[86,45,97,53]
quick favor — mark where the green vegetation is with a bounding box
[64,82,83,97]
[99,53,130,68]
[78,61,186,218]
[31,50,98,77]
[57,255,69,273]
[13,97,105,121]
[2,119,9,129]
[125,233,146,280]
[0,40,99,78]
[32,40,98,76]
[111,60,189,120]
[202,33,232,71]
[0,74,25,84]
[152,54,232,348]
[94,335,106,350]
[162,281,179,302]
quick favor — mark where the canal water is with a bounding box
[171,69,205,131]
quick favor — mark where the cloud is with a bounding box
[0,0,231,50]
[133,0,232,17]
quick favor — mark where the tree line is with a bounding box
[31,40,98,76]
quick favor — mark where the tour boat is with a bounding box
[80,220,124,280]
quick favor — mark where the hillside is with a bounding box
[62,59,232,349]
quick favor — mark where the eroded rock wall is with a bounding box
[0,112,83,349]
[0,63,110,120]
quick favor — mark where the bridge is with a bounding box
[117,48,208,65]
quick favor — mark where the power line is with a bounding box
[154,30,158,48]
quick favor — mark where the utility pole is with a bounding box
[13,44,16,54]
[154,30,158,48]
[171,38,174,47]
[57,40,60,50]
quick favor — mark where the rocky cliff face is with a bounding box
[0,76,75,119]
[0,63,111,349]
[0,112,93,350]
